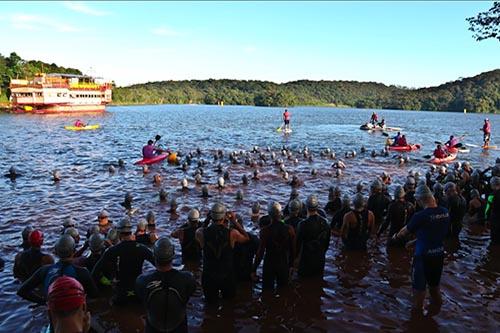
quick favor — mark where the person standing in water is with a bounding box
[481,118,491,147]
[283,109,291,131]
[393,184,449,317]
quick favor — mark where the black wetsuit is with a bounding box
[378,200,414,247]
[202,224,235,303]
[284,215,302,230]
[136,233,154,247]
[233,233,259,281]
[296,215,331,277]
[14,248,49,282]
[444,194,467,237]
[488,190,500,244]
[179,222,202,262]
[367,192,390,224]
[331,206,350,230]
[254,221,295,289]
[136,269,196,333]
[92,240,154,305]
[18,261,97,304]
[342,210,370,251]
[324,197,342,215]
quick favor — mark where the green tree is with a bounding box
[467,2,500,41]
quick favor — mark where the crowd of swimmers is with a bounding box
[7,144,500,332]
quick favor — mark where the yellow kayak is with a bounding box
[64,124,100,131]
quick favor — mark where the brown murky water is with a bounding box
[0,105,499,332]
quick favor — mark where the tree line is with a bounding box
[112,70,499,113]
[0,52,498,113]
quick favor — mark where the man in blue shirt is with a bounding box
[393,184,449,317]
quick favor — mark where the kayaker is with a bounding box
[74,119,85,127]
[391,132,402,146]
[142,140,160,159]
[283,109,291,131]
[433,145,448,159]
[396,135,408,147]
[370,112,378,125]
[445,135,459,149]
[481,118,491,146]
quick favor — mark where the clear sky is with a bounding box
[0,1,498,87]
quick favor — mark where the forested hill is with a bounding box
[0,52,498,113]
[0,52,81,102]
[113,70,499,113]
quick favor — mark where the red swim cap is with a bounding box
[29,229,43,247]
[48,276,86,312]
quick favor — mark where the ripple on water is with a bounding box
[0,106,499,332]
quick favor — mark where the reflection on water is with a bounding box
[0,105,499,332]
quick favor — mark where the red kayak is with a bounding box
[134,153,169,165]
[428,153,457,165]
[446,147,458,154]
[387,144,421,152]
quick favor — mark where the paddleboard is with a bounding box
[64,124,100,131]
[482,145,498,150]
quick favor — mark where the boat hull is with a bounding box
[12,104,106,114]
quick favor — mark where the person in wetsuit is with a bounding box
[14,229,54,282]
[195,202,249,303]
[377,186,415,247]
[18,235,98,304]
[296,195,331,277]
[136,237,196,333]
[367,178,391,225]
[341,193,375,250]
[443,182,466,238]
[91,217,155,305]
[284,199,303,230]
[231,211,259,282]
[486,176,500,244]
[171,209,202,262]
[47,276,91,333]
[331,195,352,232]
[252,202,296,289]
[393,184,449,317]
[324,186,342,215]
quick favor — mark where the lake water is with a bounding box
[0,105,499,332]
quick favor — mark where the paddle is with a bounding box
[276,125,283,132]
[382,132,389,137]
[154,134,162,145]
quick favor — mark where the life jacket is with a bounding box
[203,224,233,279]
[43,261,77,295]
